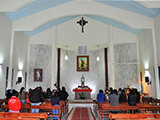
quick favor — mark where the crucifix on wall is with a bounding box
[77,17,88,33]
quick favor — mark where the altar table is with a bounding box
[73,89,92,100]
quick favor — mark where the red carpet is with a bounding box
[66,108,96,120]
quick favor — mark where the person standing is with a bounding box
[29,87,45,113]
[109,89,119,113]
[59,86,69,101]
[19,87,26,103]
[51,89,60,120]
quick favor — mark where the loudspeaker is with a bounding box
[145,77,149,83]
[6,67,9,80]
[16,77,22,84]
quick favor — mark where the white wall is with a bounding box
[12,31,29,92]
[0,13,12,98]
[29,44,52,91]
[60,49,105,100]
[114,43,139,89]
[138,29,155,97]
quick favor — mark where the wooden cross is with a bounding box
[77,17,88,33]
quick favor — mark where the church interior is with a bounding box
[1,0,160,119]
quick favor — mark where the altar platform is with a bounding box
[68,99,94,113]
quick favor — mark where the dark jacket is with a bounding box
[45,91,52,99]
[29,88,45,103]
[51,95,60,106]
[119,93,127,103]
[128,93,137,106]
[59,90,69,101]
[97,93,105,103]
[136,92,140,103]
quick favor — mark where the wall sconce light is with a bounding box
[96,46,100,61]
[0,63,2,68]
[65,46,68,60]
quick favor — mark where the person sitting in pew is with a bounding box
[45,88,52,101]
[128,89,138,113]
[109,89,119,113]
[51,89,60,120]
[8,90,21,113]
[97,89,105,103]
[29,86,45,113]
[119,89,127,103]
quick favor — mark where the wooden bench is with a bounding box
[95,102,160,120]
[109,114,155,120]
[4,112,47,120]
[1,100,68,120]
[31,105,62,119]
[0,118,39,120]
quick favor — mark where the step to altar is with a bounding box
[68,99,94,113]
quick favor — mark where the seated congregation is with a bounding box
[1,86,160,120]
[1,86,69,120]
[95,87,160,120]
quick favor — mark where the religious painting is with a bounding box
[77,56,89,72]
[34,69,43,82]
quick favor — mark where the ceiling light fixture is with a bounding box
[65,46,68,60]
[96,46,100,61]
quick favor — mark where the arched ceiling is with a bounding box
[1,0,160,42]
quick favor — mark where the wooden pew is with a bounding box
[4,112,47,120]
[109,114,155,120]
[31,105,62,119]
[1,100,68,120]
[154,114,160,119]
[1,105,9,112]
[96,102,160,120]
[0,118,39,120]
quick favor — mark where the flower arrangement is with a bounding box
[79,93,86,99]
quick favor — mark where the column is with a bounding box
[151,28,159,98]
[136,38,141,91]
[108,25,115,88]
[51,26,57,89]
[8,29,15,89]
[26,37,31,91]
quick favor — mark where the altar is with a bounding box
[73,88,92,100]
[72,75,92,100]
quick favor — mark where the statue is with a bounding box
[81,75,85,88]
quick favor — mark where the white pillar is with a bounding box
[108,25,115,88]
[136,38,141,91]
[8,29,15,89]
[51,26,57,89]
[26,37,31,91]
[151,28,159,98]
